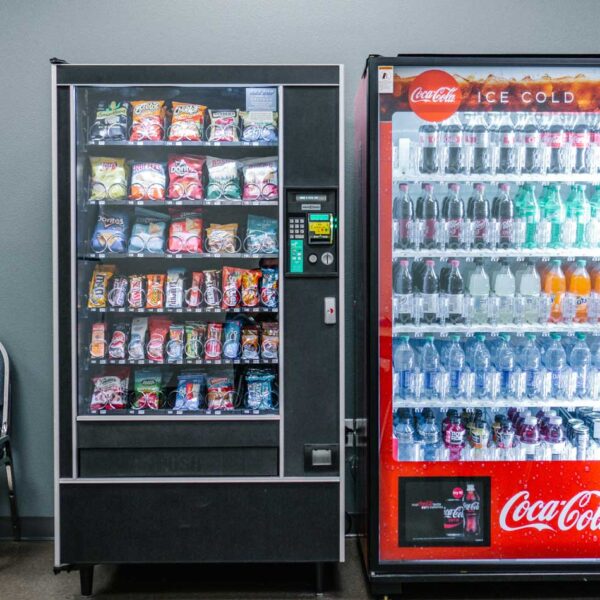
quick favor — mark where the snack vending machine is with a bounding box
[356,55,600,597]
[52,62,344,596]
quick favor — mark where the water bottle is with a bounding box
[393,183,414,249]
[420,336,440,398]
[421,259,439,324]
[544,415,566,461]
[394,259,413,324]
[395,409,416,461]
[543,332,567,397]
[495,333,515,398]
[445,259,465,324]
[469,333,490,398]
[393,336,415,399]
[445,335,465,398]
[520,415,540,461]
[420,416,440,461]
[569,332,591,398]
[519,333,541,398]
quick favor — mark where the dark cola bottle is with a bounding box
[418,122,439,174]
[546,113,567,174]
[521,113,542,174]
[469,113,491,174]
[441,114,465,174]
[571,113,591,173]
[497,113,516,174]
[393,183,414,249]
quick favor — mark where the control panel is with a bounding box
[285,189,338,276]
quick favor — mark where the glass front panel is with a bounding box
[378,65,600,562]
[75,86,280,418]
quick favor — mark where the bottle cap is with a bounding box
[550,332,561,341]
[475,333,486,342]
[576,332,587,341]
[425,335,435,342]
[400,335,410,343]
[450,259,460,268]
[449,183,460,192]
[400,259,409,267]
[552,259,561,266]
[524,416,538,426]
[577,259,587,267]
[451,335,461,342]
[549,416,563,426]
[526,333,536,341]
[426,259,435,267]
[500,333,511,342]
[399,183,409,192]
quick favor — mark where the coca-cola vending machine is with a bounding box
[355,55,600,597]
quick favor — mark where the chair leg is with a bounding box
[4,441,20,542]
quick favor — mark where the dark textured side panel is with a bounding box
[60,483,340,563]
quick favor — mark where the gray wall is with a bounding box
[1,0,599,520]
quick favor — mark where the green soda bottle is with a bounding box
[541,183,565,248]
[521,183,540,248]
[565,183,590,248]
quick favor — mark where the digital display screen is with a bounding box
[296,193,327,203]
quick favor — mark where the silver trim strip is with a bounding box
[278,86,285,478]
[76,414,280,422]
[61,83,336,89]
[59,476,341,484]
[55,63,342,67]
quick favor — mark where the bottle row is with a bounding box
[393,333,598,401]
[394,258,598,325]
[393,182,599,250]
[414,111,600,175]
[393,406,598,462]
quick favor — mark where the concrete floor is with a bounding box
[3,539,600,599]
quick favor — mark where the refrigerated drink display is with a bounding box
[358,56,600,594]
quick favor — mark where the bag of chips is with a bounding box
[245,369,276,410]
[241,326,260,360]
[240,111,278,143]
[90,322,107,359]
[222,266,244,309]
[130,100,166,141]
[128,275,145,309]
[133,370,163,410]
[129,162,166,201]
[87,265,115,308]
[128,208,168,254]
[108,322,130,360]
[167,154,205,200]
[206,222,239,254]
[168,102,207,141]
[89,101,129,142]
[166,324,185,362]
[128,317,148,360]
[260,268,279,308]
[239,270,260,307]
[204,323,223,360]
[244,214,278,254]
[174,372,206,411]
[168,210,203,254]
[207,109,240,142]
[206,157,241,200]
[146,274,166,309]
[242,158,278,200]
[89,157,128,201]
[261,322,279,359]
[222,320,242,359]
[206,375,235,410]
[165,268,185,308]
[91,208,129,253]
[185,322,206,359]
[108,275,128,308]
[90,368,129,411]
[203,270,221,307]
[147,317,171,362]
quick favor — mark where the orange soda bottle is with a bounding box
[542,259,566,323]
[568,259,591,323]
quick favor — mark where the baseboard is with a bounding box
[0,516,53,540]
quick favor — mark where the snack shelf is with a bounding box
[392,323,600,336]
[87,140,278,148]
[87,306,278,314]
[78,410,279,420]
[80,252,277,260]
[87,199,278,207]
[393,397,600,409]
[88,358,279,366]
[392,248,600,259]
[392,172,600,184]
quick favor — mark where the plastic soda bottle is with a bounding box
[445,259,465,324]
[442,183,465,249]
[589,185,600,248]
[516,260,541,323]
[540,183,564,248]
[542,259,566,323]
[421,259,439,324]
[393,183,414,249]
[545,415,566,461]
[565,184,590,248]
[467,259,490,324]
[491,183,514,248]
[395,409,416,461]
[569,259,591,323]
[520,416,540,461]
[493,260,516,323]
[444,415,466,461]
[394,259,413,324]
[416,183,439,249]
[467,183,490,248]
[521,183,540,248]
[394,336,415,399]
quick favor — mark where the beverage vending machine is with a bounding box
[355,55,600,597]
[52,61,344,595]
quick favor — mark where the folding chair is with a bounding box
[0,342,20,541]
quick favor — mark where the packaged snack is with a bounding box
[89,101,129,142]
[89,157,128,201]
[203,270,222,307]
[108,322,130,360]
[108,276,128,308]
[204,323,223,360]
[241,326,260,360]
[261,322,279,359]
[242,158,278,200]
[206,222,239,254]
[260,268,279,308]
[222,266,244,309]
[205,157,241,200]
[130,100,166,141]
[128,275,145,309]
[129,162,166,201]
[128,317,148,360]
[165,268,185,308]
[91,208,129,253]
[185,322,205,359]
[245,369,276,410]
[146,274,166,309]
[133,370,163,410]
[87,265,115,308]
[168,102,207,141]
[166,324,185,361]
[167,154,205,200]
[174,372,206,411]
[168,210,203,254]
[240,111,278,143]
[244,214,278,254]
[207,109,240,142]
[147,317,171,362]
[90,368,129,411]
[128,208,168,254]
[241,270,261,307]
[183,271,202,308]
[206,375,235,410]
[90,322,107,359]
[223,320,242,359]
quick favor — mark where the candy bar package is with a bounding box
[241,269,261,307]
[128,207,168,254]
[129,162,166,201]
[184,322,206,360]
[132,370,163,410]
[245,369,276,410]
[168,210,203,254]
[89,157,128,201]
[89,101,129,142]
[244,214,278,254]
[207,109,240,142]
[221,266,244,309]
[261,322,279,359]
[204,323,224,360]
[206,375,235,410]
[168,102,207,141]
[108,275,128,308]
[174,372,206,411]
[90,368,129,411]
[89,322,107,359]
[91,208,129,253]
[130,100,166,141]
[241,326,260,360]
[185,271,204,308]
[205,157,241,200]
[205,222,239,254]
[146,274,166,309]
[87,265,115,308]
[128,275,145,309]
[260,268,279,308]
[240,111,278,143]
[147,317,171,362]
[202,269,221,307]
[167,154,205,200]
[166,324,184,361]
[128,317,148,360]
[165,268,185,308]
[108,322,130,360]
[242,158,278,200]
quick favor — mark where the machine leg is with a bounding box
[3,441,20,541]
[79,565,94,596]
[315,562,324,595]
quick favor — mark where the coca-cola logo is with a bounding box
[464,501,480,512]
[444,506,464,520]
[409,70,462,122]
[500,490,600,532]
